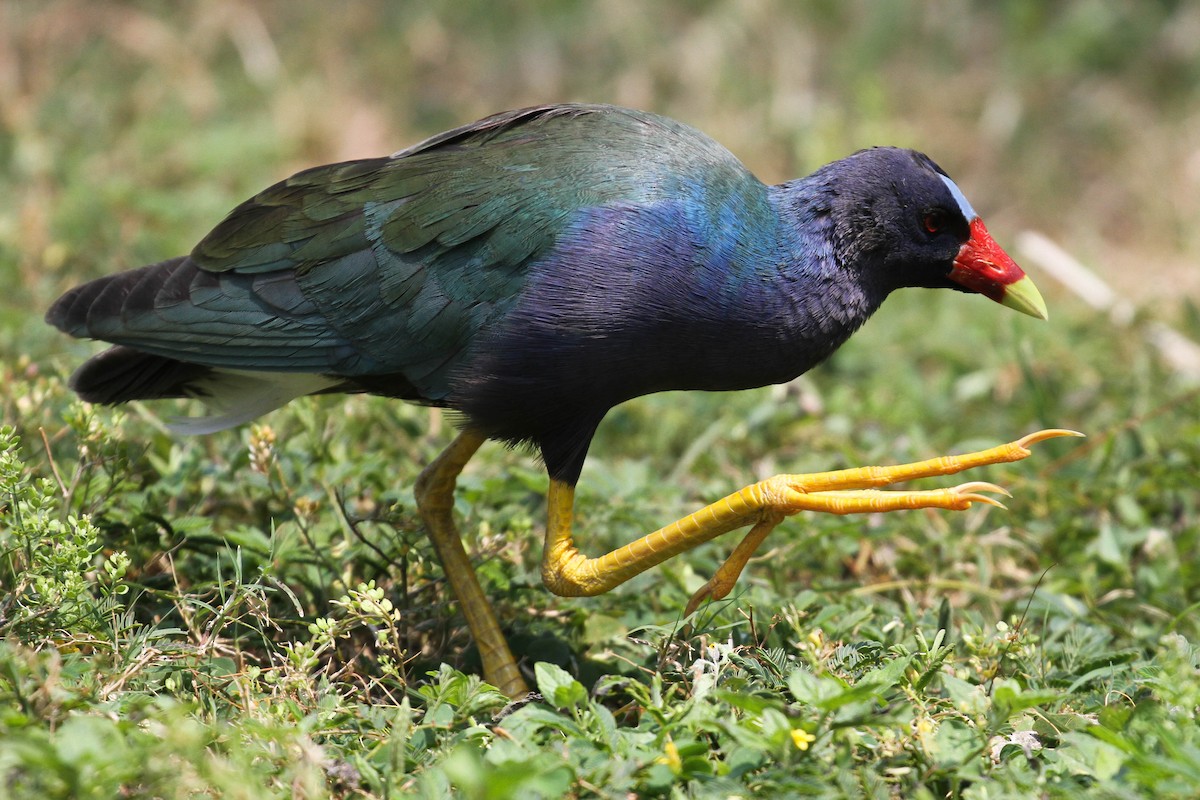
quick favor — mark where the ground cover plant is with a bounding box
[3,2,1200,797]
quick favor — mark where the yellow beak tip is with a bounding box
[999,275,1049,320]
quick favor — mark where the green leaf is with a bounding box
[928,719,981,768]
[993,684,1062,718]
[858,653,914,692]
[1060,731,1129,781]
[787,668,841,707]
[786,668,876,711]
[940,673,987,716]
[714,690,777,716]
[534,662,587,710]
[1084,724,1140,756]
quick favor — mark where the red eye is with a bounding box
[923,211,944,234]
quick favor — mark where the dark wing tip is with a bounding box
[46,257,193,339]
[45,282,90,335]
[68,346,212,405]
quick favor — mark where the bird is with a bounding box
[46,103,1079,698]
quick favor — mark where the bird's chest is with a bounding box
[629,279,867,394]
[468,264,866,406]
[447,203,877,444]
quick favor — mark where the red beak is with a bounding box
[948,218,1047,319]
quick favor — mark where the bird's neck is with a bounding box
[744,181,891,366]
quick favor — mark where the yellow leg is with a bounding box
[415,431,529,697]
[543,429,1082,600]
[683,514,781,617]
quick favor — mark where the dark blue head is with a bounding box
[817,147,1045,318]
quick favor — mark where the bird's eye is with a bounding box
[923,210,946,235]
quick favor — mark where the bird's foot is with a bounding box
[759,479,1013,516]
[679,429,1081,616]
[759,428,1083,506]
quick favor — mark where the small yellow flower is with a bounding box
[807,629,824,650]
[913,716,938,749]
[790,728,816,751]
[656,737,682,773]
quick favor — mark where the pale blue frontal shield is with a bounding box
[939,174,978,222]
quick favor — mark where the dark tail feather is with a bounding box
[46,256,215,404]
[45,257,191,338]
[47,256,346,429]
[68,346,213,405]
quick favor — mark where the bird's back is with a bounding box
[46,104,770,428]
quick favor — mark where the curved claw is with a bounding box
[956,481,1011,498]
[954,481,1009,509]
[961,494,1007,510]
[1016,428,1086,449]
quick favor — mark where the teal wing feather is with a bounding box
[55,105,761,399]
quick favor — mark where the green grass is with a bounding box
[4,2,1200,797]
